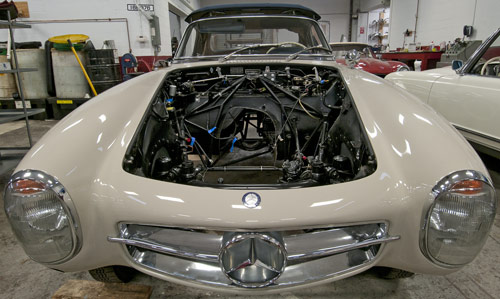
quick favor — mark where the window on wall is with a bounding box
[169,11,182,40]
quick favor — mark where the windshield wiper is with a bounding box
[286,46,333,62]
[219,43,280,62]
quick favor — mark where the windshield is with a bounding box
[176,16,330,59]
[330,44,374,59]
[469,31,500,76]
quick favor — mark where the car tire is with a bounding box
[88,266,137,283]
[374,267,415,279]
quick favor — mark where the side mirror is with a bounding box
[345,49,360,68]
[165,57,173,67]
[452,60,463,70]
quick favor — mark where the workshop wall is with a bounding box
[360,0,386,12]
[389,0,500,50]
[9,0,497,57]
[388,0,417,50]
[199,0,352,43]
[2,0,200,57]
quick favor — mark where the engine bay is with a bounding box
[123,64,376,188]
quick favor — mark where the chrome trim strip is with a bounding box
[115,219,389,233]
[453,124,500,144]
[286,236,400,260]
[108,235,399,263]
[108,237,220,262]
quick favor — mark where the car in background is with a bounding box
[331,42,409,77]
[386,28,500,158]
[3,4,497,294]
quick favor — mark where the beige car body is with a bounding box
[13,58,490,293]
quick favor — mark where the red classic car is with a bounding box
[331,42,409,77]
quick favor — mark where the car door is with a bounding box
[427,32,500,154]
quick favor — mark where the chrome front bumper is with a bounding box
[108,223,399,290]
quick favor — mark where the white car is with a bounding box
[3,4,497,294]
[386,28,500,158]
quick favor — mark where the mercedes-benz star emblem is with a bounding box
[242,192,261,208]
[219,233,286,288]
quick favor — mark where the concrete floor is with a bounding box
[0,120,499,299]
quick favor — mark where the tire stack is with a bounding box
[85,49,121,94]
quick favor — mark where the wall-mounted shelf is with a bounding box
[0,108,45,124]
[0,11,42,160]
[0,68,37,74]
[0,19,31,29]
[367,12,389,47]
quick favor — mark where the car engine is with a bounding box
[123,64,376,188]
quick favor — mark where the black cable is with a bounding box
[212,78,246,134]
[183,123,210,168]
[322,79,342,109]
[184,119,237,141]
[261,77,323,117]
[300,121,323,153]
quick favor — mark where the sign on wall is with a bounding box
[14,2,30,18]
[127,4,154,11]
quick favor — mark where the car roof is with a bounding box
[185,3,321,23]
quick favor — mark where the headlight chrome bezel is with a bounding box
[4,169,83,265]
[420,170,497,268]
[396,64,410,72]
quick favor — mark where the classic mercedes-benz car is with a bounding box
[3,4,497,294]
[386,28,500,158]
[331,42,409,77]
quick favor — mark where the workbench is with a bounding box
[380,51,443,70]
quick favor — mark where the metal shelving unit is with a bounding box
[0,11,44,160]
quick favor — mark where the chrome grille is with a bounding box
[109,223,399,290]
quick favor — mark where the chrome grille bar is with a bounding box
[285,236,399,260]
[109,222,399,290]
[109,223,398,263]
[108,237,220,262]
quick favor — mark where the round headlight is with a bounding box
[420,170,497,266]
[3,170,82,264]
[396,64,410,71]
